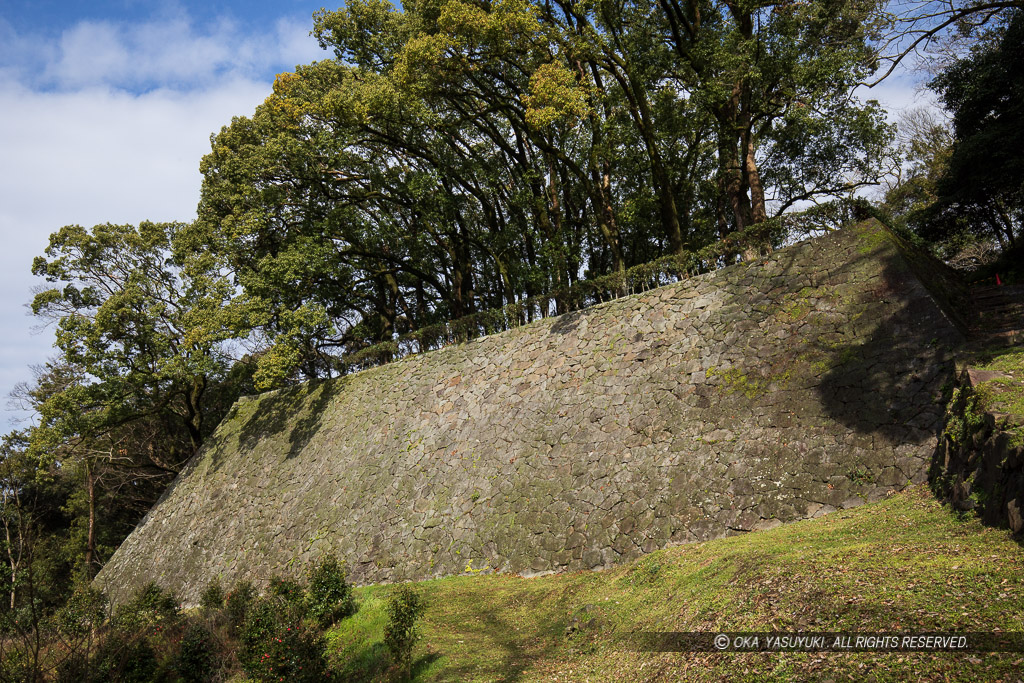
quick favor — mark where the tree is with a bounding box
[869,0,1023,83]
[1,429,80,679]
[27,221,252,575]
[922,8,1023,249]
[656,0,895,239]
[193,0,897,386]
[881,108,953,234]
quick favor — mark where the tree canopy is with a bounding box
[194,0,894,387]
[883,6,1023,257]
[18,221,254,577]
[925,8,1023,249]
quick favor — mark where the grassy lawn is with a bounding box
[328,487,1024,682]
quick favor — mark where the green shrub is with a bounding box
[56,584,107,638]
[239,597,328,682]
[225,580,256,630]
[91,631,159,683]
[269,575,305,606]
[175,622,216,683]
[52,585,108,682]
[305,555,354,628]
[199,579,225,611]
[1,648,35,683]
[112,582,179,633]
[383,585,426,677]
[54,652,90,683]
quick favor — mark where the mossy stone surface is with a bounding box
[96,221,964,605]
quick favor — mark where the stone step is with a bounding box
[968,283,1024,345]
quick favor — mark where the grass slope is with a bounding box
[327,487,1023,682]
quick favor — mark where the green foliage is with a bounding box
[225,581,256,630]
[848,466,873,485]
[56,584,108,639]
[199,578,225,611]
[190,0,891,389]
[383,585,426,676]
[305,555,356,628]
[944,385,987,447]
[0,554,374,681]
[174,622,216,683]
[110,582,179,637]
[29,221,245,455]
[239,597,329,683]
[90,631,160,683]
[22,219,256,584]
[523,62,593,129]
[268,575,305,606]
[0,649,34,683]
[916,9,1023,252]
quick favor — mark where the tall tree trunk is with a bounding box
[85,462,96,578]
[182,376,206,454]
[608,57,684,254]
[739,103,769,261]
[590,160,626,279]
[717,120,749,232]
[742,120,766,225]
[992,199,1017,247]
[530,158,567,316]
[548,155,569,314]
[582,60,626,279]
[2,493,20,610]
[450,254,465,321]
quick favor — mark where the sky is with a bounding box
[0,1,332,432]
[0,1,937,434]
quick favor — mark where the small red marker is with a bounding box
[996,273,1003,285]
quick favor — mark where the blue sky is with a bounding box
[2,1,324,35]
[0,1,935,434]
[0,1,331,432]
[0,0,331,91]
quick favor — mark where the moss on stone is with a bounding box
[95,221,964,606]
[855,223,894,254]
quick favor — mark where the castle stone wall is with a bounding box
[96,221,963,604]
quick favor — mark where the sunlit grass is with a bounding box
[328,487,1024,681]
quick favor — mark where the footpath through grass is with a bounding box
[328,487,1024,682]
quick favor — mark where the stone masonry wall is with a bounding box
[935,360,1024,534]
[96,221,964,604]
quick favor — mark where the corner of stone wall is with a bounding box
[933,363,1024,535]
[865,219,972,336]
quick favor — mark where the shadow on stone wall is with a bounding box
[812,245,961,449]
[550,310,585,335]
[229,379,345,463]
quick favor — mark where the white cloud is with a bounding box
[274,16,330,69]
[0,10,328,432]
[857,71,942,122]
[4,10,326,92]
